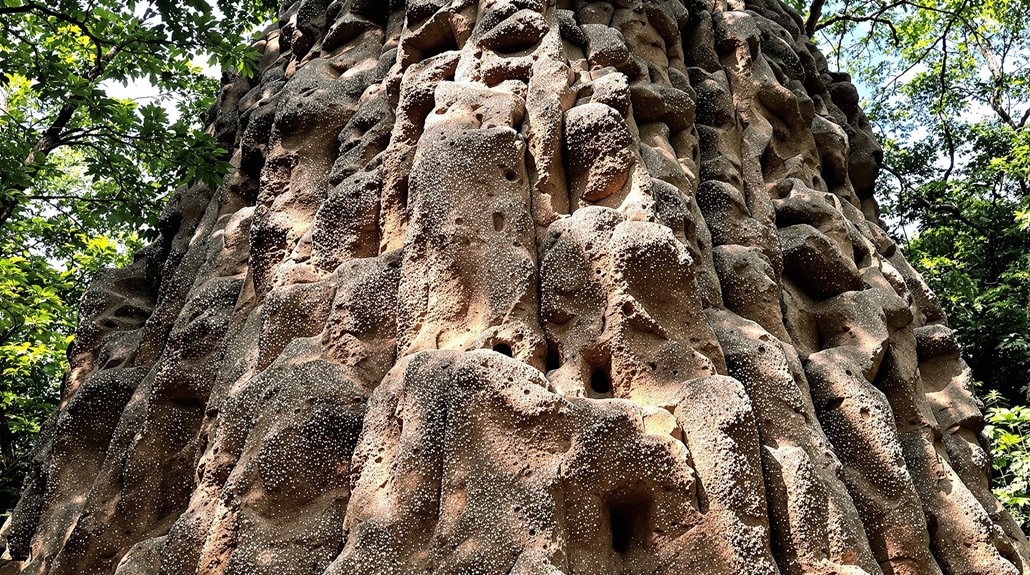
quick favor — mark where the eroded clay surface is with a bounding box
[2,0,1027,574]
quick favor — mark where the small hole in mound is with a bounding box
[172,396,204,410]
[590,367,612,395]
[546,342,562,372]
[611,508,632,553]
[493,343,513,357]
[492,211,505,231]
[608,497,651,554]
[504,169,518,181]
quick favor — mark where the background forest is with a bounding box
[1,0,1029,525]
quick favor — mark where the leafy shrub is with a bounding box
[984,391,1030,529]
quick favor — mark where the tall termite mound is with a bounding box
[2,0,1028,574]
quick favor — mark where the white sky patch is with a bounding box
[897,62,926,86]
[100,55,220,124]
[100,0,223,122]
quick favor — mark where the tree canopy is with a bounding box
[0,0,275,514]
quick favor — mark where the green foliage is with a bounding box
[0,0,275,516]
[0,0,280,226]
[0,171,140,509]
[985,392,1030,529]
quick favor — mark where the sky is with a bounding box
[101,0,225,122]
[101,56,220,124]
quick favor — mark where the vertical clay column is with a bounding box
[685,4,902,573]
[393,0,546,364]
[539,0,727,410]
[46,166,253,575]
[157,4,405,575]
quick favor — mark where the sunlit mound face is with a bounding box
[2,1,1028,575]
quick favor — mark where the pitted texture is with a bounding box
[1,0,1027,574]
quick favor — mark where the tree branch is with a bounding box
[815,1,904,46]
[806,0,827,37]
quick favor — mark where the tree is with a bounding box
[0,0,275,516]
[0,0,279,228]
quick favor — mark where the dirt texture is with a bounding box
[2,0,1028,573]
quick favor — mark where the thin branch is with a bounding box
[938,35,956,183]
[0,2,113,48]
[816,3,904,47]
[27,195,132,204]
[882,164,989,236]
